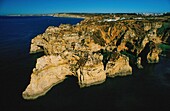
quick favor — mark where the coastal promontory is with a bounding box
[23,13,170,99]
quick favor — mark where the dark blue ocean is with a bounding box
[0,16,170,111]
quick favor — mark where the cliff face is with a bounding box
[23,15,170,99]
[77,53,106,88]
[22,55,72,99]
[106,54,132,77]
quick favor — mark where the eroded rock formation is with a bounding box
[23,15,170,99]
[23,55,72,99]
[106,54,132,77]
[77,53,106,87]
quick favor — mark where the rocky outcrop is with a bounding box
[147,43,162,63]
[136,57,143,69]
[157,22,170,44]
[22,55,72,99]
[23,15,170,99]
[77,53,106,87]
[106,54,132,77]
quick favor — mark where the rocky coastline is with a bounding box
[23,14,170,99]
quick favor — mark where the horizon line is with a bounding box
[1,12,170,16]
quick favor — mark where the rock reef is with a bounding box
[23,14,170,99]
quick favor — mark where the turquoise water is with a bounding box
[0,16,170,111]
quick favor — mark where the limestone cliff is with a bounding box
[23,15,170,99]
[77,53,106,88]
[106,54,132,77]
[23,55,72,99]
